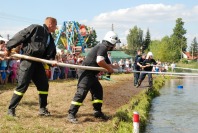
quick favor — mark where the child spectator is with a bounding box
[9,59,19,84]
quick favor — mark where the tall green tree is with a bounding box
[85,29,98,48]
[126,26,143,55]
[149,36,181,62]
[143,28,151,52]
[189,37,198,58]
[171,18,187,59]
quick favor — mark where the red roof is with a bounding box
[185,52,198,60]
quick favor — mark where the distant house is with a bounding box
[183,52,198,60]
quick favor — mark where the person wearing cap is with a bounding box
[136,52,157,88]
[67,31,120,123]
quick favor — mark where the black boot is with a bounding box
[7,108,16,117]
[94,111,109,121]
[136,80,142,88]
[149,78,153,88]
[39,108,50,116]
[134,78,137,86]
[67,113,78,124]
[67,104,80,124]
[8,93,23,117]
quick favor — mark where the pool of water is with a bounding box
[145,77,198,133]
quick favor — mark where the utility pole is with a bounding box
[111,24,114,31]
[7,34,10,40]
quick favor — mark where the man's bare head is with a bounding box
[45,17,57,33]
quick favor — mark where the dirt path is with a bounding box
[0,74,148,132]
[103,78,144,113]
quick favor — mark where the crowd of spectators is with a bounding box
[1,38,176,86]
[0,40,20,85]
[1,40,135,86]
[0,40,86,85]
[44,50,85,81]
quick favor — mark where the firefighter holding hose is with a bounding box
[67,31,120,123]
[4,17,57,117]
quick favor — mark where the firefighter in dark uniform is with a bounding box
[4,17,57,117]
[134,53,146,85]
[136,52,157,88]
[67,31,120,123]
[133,49,141,86]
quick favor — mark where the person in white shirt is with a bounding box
[171,62,176,72]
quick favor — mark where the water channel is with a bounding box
[145,77,198,133]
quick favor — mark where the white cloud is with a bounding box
[0,25,28,39]
[84,4,198,46]
[192,5,198,13]
[1,4,198,49]
[91,4,186,25]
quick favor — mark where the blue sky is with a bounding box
[0,0,198,49]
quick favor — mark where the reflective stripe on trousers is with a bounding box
[71,101,83,106]
[92,99,103,104]
[38,91,48,95]
[14,90,24,96]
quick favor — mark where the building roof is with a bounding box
[81,50,131,59]
[109,51,131,59]
[184,52,198,60]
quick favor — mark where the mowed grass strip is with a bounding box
[0,73,137,133]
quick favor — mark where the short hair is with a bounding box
[45,17,57,25]
[0,40,5,44]
[142,53,146,57]
[137,49,141,52]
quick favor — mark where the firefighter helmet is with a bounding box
[103,31,121,45]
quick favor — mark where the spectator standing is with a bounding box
[68,54,76,78]
[118,59,124,72]
[164,63,169,72]
[171,62,176,72]
[129,59,132,68]
[106,52,112,78]
[125,59,130,70]
[64,55,70,80]
[9,58,19,84]
[0,43,9,85]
